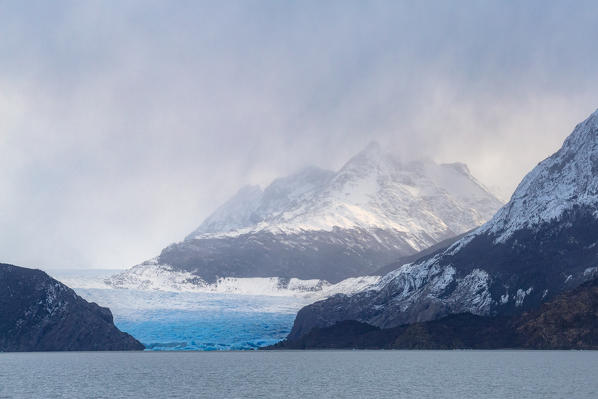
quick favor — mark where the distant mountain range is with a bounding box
[110,142,502,287]
[288,109,598,341]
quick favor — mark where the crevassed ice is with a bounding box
[103,261,381,299]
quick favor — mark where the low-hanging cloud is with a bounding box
[1,0,598,269]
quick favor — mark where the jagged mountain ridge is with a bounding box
[479,109,598,241]
[190,142,501,244]
[111,142,502,285]
[287,109,598,340]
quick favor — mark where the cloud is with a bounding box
[1,0,598,268]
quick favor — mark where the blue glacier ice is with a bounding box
[47,269,371,350]
[114,309,294,350]
[45,268,309,350]
[73,287,307,350]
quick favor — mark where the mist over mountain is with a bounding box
[110,142,501,286]
[289,109,598,340]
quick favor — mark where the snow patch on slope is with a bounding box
[366,257,493,316]
[515,287,534,307]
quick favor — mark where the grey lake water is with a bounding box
[0,351,597,398]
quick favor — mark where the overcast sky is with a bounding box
[2,1,598,270]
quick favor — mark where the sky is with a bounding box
[2,0,598,270]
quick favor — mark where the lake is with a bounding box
[0,351,597,398]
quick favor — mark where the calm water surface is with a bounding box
[1,351,597,398]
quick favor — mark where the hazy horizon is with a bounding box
[2,1,598,269]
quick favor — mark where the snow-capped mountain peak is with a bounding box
[188,185,264,237]
[336,141,388,174]
[113,142,501,285]
[186,142,502,249]
[479,108,598,242]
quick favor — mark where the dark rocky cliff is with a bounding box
[270,277,598,350]
[0,263,144,351]
[288,208,598,340]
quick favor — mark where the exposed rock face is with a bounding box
[118,228,422,286]
[288,108,598,340]
[271,317,514,350]
[273,278,598,350]
[516,277,598,349]
[111,142,500,285]
[0,263,144,352]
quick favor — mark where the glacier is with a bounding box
[48,269,380,350]
[106,259,380,296]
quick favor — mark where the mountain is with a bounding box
[0,263,144,351]
[373,231,470,276]
[110,142,501,286]
[288,108,598,340]
[272,277,598,350]
[190,143,499,240]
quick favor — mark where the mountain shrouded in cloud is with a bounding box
[288,109,598,340]
[2,1,598,271]
[109,142,501,286]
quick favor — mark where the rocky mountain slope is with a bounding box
[288,108,598,340]
[0,263,144,351]
[272,277,598,350]
[110,142,501,286]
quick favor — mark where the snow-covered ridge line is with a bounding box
[105,261,381,298]
[476,108,598,243]
[186,141,503,242]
